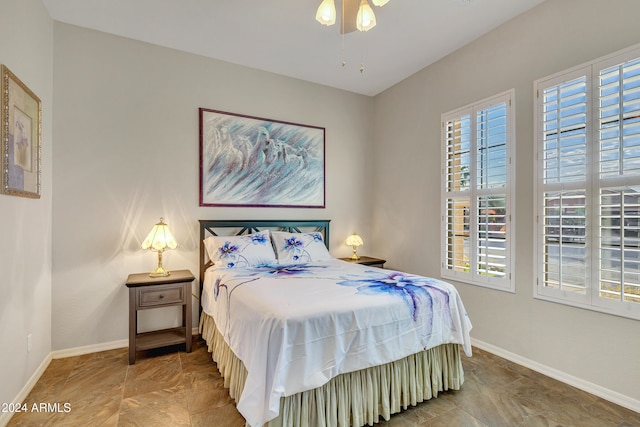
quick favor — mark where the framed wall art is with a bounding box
[199,108,325,208]
[1,65,41,199]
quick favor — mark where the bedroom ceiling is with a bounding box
[41,0,546,96]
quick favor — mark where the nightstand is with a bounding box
[125,269,194,364]
[339,256,386,268]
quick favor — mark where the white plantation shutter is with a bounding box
[445,197,470,273]
[445,115,471,193]
[476,102,508,281]
[599,188,640,303]
[535,44,640,319]
[537,71,589,301]
[541,75,588,185]
[477,104,509,189]
[541,190,588,293]
[477,195,507,278]
[444,115,471,274]
[598,57,640,179]
[442,90,514,291]
[596,53,640,306]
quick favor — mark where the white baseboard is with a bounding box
[0,353,52,427]
[17,334,635,426]
[471,338,640,414]
[1,328,202,427]
[50,328,200,359]
[51,339,128,359]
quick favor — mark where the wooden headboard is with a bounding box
[198,219,331,310]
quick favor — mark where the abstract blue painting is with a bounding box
[199,109,325,208]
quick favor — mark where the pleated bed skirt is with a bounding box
[199,313,464,427]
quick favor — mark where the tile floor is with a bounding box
[6,339,640,426]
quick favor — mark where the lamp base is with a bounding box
[149,250,170,277]
[350,251,360,260]
[149,267,171,277]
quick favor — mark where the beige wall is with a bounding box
[52,23,374,351]
[372,0,640,403]
[5,0,638,414]
[0,0,53,415]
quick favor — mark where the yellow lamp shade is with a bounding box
[346,232,364,260]
[315,0,337,26]
[356,0,376,32]
[371,0,389,6]
[345,233,364,247]
[141,217,177,277]
[141,218,178,252]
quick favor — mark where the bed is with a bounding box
[198,219,472,427]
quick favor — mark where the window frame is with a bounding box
[441,89,516,293]
[534,44,640,320]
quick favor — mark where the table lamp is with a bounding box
[345,232,364,260]
[141,217,178,277]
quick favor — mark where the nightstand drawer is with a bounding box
[138,284,184,308]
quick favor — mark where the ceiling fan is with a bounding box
[315,0,472,73]
[315,0,389,34]
[316,0,472,34]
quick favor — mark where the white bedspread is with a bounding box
[201,258,472,427]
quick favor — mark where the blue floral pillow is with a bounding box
[272,231,332,264]
[204,230,276,268]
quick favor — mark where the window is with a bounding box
[442,90,515,292]
[535,44,640,320]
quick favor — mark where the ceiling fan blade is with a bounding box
[340,0,360,34]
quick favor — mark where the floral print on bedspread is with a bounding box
[213,263,329,301]
[246,263,329,277]
[280,233,323,263]
[216,231,273,268]
[338,270,455,326]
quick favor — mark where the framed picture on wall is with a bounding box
[199,108,325,208]
[1,65,41,199]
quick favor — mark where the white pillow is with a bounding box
[204,230,276,268]
[272,231,331,264]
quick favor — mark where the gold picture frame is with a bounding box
[1,65,41,198]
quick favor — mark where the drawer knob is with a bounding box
[159,294,165,299]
